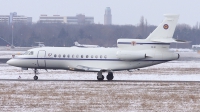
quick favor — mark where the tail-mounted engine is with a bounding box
[116,50,147,61]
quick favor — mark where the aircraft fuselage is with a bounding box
[7,44,179,72]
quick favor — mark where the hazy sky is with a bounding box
[0,0,199,26]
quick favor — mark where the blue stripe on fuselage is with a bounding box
[13,57,171,62]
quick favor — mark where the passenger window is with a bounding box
[95,55,98,58]
[104,55,107,59]
[54,54,57,58]
[100,55,102,59]
[67,54,70,58]
[81,55,83,58]
[63,54,66,58]
[76,55,79,58]
[91,55,93,58]
[86,55,89,58]
[58,54,61,58]
[72,55,74,58]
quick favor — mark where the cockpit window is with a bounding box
[23,51,34,55]
[23,51,30,55]
[29,51,34,55]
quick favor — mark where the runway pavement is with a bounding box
[1,79,200,83]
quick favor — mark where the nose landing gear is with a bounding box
[33,69,39,80]
[34,75,38,80]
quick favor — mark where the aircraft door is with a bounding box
[37,50,46,68]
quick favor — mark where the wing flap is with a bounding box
[75,65,102,72]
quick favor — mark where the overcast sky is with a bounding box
[0,0,199,26]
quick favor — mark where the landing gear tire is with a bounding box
[97,75,104,81]
[107,72,114,81]
[34,76,38,80]
[33,68,39,80]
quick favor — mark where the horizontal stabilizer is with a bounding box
[151,38,188,43]
[175,39,189,43]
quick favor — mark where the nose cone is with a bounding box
[7,59,15,66]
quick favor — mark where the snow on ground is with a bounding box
[0,61,200,81]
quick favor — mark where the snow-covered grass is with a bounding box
[0,80,200,111]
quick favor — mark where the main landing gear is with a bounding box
[33,69,39,80]
[107,72,114,81]
[97,71,114,81]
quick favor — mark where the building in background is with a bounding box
[67,14,94,24]
[104,7,112,25]
[0,12,32,24]
[38,15,67,23]
[38,14,94,24]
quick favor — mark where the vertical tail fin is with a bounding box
[146,14,179,43]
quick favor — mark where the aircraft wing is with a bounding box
[75,65,110,72]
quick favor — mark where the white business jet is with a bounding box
[7,14,182,81]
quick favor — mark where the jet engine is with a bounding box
[116,50,146,60]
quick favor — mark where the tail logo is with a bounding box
[163,24,169,29]
[48,53,52,57]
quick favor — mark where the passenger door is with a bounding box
[37,50,46,68]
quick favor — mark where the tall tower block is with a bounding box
[104,7,112,25]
